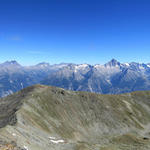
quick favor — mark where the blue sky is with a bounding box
[0,0,150,65]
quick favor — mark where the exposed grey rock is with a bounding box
[1,59,150,97]
[1,85,150,150]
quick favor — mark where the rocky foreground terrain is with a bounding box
[0,85,150,150]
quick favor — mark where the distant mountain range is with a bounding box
[1,59,150,97]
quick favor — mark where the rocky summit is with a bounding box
[0,84,150,150]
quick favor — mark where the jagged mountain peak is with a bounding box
[75,63,90,68]
[105,58,121,67]
[1,59,150,97]
[123,62,130,66]
[36,62,50,67]
[2,60,21,66]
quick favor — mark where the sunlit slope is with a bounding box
[0,85,150,150]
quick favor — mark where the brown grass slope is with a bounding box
[0,84,150,150]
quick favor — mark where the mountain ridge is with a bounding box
[2,59,150,67]
[1,59,150,97]
[1,84,150,150]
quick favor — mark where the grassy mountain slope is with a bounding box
[0,85,150,150]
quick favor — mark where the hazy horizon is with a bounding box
[1,58,150,66]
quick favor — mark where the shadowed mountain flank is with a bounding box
[0,85,150,149]
[2,59,150,97]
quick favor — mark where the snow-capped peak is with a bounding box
[74,64,89,72]
[36,62,50,67]
[94,64,103,69]
[3,60,20,65]
[124,63,130,66]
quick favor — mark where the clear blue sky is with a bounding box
[0,0,150,65]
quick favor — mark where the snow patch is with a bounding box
[12,133,16,136]
[50,139,64,144]
[74,64,88,72]
[24,145,29,150]
[106,79,111,83]
[124,63,130,66]
[48,136,65,144]
[48,136,56,140]
[123,100,132,112]
[21,83,23,89]
[40,64,49,67]
[94,64,103,69]
[147,65,150,68]
[139,66,144,70]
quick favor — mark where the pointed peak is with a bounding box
[124,63,130,67]
[2,60,21,66]
[110,58,119,63]
[105,59,120,67]
[36,62,50,67]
